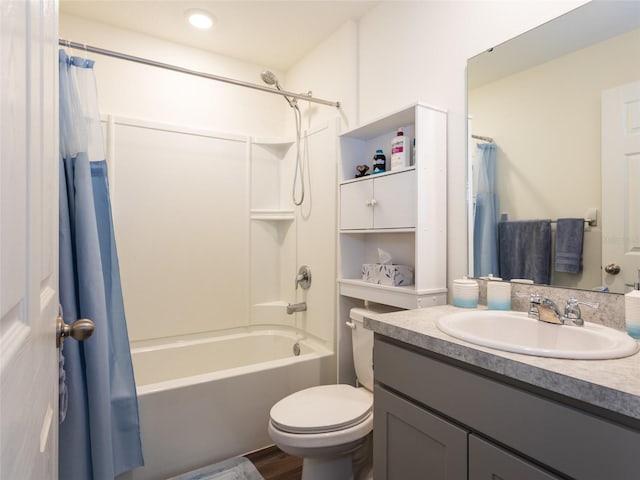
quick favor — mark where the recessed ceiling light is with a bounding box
[186,9,215,30]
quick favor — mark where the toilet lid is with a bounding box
[270,384,373,434]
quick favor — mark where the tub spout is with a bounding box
[286,302,307,314]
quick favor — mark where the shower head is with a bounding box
[261,70,280,87]
[260,70,297,108]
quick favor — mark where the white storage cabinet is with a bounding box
[338,102,448,309]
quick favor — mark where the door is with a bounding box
[373,385,467,480]
[602,81,640,292]
[340,179,374,230]
[373,170,416,229]
[340,170,417,231]
[1,1,59,478]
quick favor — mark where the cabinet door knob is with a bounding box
[370,199,377,207]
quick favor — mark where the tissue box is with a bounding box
[362,264,414,286]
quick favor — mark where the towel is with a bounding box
[498,220,552,284]
[555,218,584,273]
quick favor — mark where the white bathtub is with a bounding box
[119,329,334,480]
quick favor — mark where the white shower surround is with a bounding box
[107,115,336,346]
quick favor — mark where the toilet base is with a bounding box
[302,455,352,480]
[299,432,372,480]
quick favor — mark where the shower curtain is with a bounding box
[58,50,143,480]
[473,142,499,277]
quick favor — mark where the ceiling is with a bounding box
[59,1,379,71]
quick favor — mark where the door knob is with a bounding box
[604,263,621,275]
[56,315,95,348]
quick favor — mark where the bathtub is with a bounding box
[120,329,334,480]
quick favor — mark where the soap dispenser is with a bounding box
[625,269,640,339]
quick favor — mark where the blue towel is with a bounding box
[555,218,584,274]
[498,220,552,284]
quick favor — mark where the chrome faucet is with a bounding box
[286,302,307,315]
[527,294,598,326]
[528,294,563,324]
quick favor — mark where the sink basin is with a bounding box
[436,310,639,359]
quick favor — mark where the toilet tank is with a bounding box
[349,305,399,391]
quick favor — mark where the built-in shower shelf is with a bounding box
[253,136,295,145]
[252,137,296,156]
[250,209,295,221]
[253,301,288,308]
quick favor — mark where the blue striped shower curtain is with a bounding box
[58,49,143,480]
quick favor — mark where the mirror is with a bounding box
[467,1,640,294]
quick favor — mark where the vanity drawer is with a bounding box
[469,435,561,480]
[374,336,640,480]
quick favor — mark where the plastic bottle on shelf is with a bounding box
[372,149,386,174]
[390,129,408,170]
[411,138,416,166]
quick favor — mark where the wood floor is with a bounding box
[246,446,303,480]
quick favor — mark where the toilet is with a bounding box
[268,304,396,480]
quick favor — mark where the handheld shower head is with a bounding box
[260,70,279,87]
[260,70,297,108]
[260,71,305,206]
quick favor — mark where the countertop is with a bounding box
[364,304,640,422]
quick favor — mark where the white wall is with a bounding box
[287,21,359,130]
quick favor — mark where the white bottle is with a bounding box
[390,129,408,170]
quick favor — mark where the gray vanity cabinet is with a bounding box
[468,435,560,480]
[373,335,640,480]
[373,385,467,479]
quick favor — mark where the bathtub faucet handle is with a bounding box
[296,265,312,290]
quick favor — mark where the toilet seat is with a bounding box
[268,412,373,454]
[270,384,372,434]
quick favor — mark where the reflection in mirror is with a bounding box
[467,1,640,294]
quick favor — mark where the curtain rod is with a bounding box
[58,39,340,108]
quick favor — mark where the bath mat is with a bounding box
[168,456,264,480]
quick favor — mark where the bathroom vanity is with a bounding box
[365,305,640,480]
